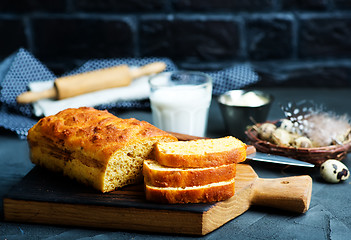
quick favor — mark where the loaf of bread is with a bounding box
[154,136,247,168]
[145,178,235,204]
[27,107,177,193]
[143,160,236,188]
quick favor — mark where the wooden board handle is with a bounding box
[251,175,312,213]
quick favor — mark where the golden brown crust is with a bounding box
[154,137,247,168]
[28,107,177,163]
[144,179,235,204]
[27,107,178,192]
[143,160,236,188]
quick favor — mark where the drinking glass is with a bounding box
[149,71,212,137]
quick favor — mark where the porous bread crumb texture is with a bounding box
[143,160,236,188]
[145,178,235,204]
[154,136,247,168]
[27,107,177,193]
[104,140,159,192]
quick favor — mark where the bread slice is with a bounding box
[143,159,236,188]
[27,107,177,193]
[145,178,235,204]
[154,136,247,168]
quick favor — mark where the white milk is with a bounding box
[227,91,269,107]
[150,85,212,137]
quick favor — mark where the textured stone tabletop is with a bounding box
[1,88,351,240]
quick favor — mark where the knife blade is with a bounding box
[246,151,315,167]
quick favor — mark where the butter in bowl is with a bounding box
[217,90,273,140]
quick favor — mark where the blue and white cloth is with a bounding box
[0,48,259,139]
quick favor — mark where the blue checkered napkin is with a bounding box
[0,109,38,139]
[0,48,56,118]
[210,64,260,96]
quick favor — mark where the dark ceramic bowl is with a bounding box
[217,90,273,140]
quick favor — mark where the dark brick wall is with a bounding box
[1,0,351,87]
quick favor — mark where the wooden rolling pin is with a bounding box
[16,62,166,104]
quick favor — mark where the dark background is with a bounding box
[1,0,351,87]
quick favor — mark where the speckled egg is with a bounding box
[320,159,350,183]
[271,128,292,147]
[294,136,312,148]
[280,119,294,133]
[258,123,276,141]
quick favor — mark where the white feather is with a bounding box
[303,112,351,147]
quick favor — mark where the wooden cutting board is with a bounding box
[3,163,312,235]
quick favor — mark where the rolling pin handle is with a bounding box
[130,62,167,79]
[16,87,57,104]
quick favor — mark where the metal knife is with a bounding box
[246,145,315,167]
[246,152,314,167]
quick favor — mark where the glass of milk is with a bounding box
[149,71,212,137]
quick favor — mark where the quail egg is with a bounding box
[271,128,292,147]
[320,159,350,183]
[294,136,312,148]
[258,123,276,141]
[280,119,294,133]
